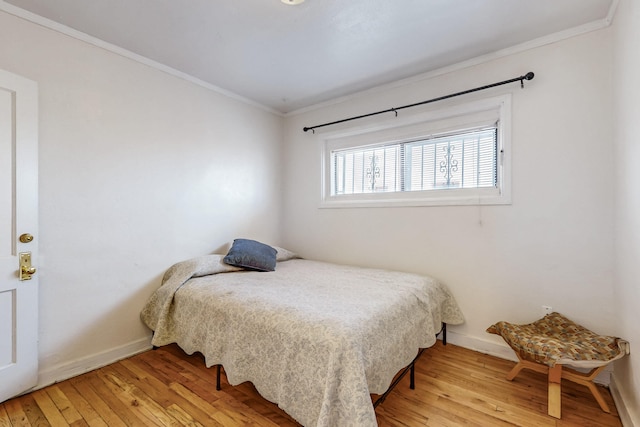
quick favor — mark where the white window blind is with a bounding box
[331,126,497,196]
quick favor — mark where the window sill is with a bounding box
[319,189,511,208]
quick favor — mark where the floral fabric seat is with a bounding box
[487,312,629,419]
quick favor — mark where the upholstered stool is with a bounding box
[487,312,629,419]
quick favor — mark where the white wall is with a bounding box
[0,11,283,385]
[612,0,640,424]
[2,5,635,418]
[282,29,617,357]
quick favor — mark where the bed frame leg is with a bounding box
[372,321,450,410]
[441,322,447,345]
[216,365,221,390]
[410,363,415,389]
[373,348,425,408]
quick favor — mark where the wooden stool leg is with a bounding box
[548,364,562,419]
[506,357,547,381]
[506,362,526,381]
[584,381,610,413]
[562,366,610,413]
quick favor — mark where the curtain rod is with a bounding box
[303,71,535,133]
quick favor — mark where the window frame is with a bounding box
[319,94,512,208]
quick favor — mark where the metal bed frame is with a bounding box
[154,323,448,409]
[210,322,448,407]
[373,322,446,408]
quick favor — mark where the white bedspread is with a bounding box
[141,256,464,427]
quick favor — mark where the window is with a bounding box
[332,126,497,195]
[321,95,511,207]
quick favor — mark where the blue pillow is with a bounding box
[223,239,277,272]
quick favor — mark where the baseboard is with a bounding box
[36,337,152,390]
[444,330,613,386]
[444,330,519,362]
[610,375,638,427]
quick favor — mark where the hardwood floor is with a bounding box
[0,341,622,426]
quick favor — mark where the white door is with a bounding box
[0,70,38,403]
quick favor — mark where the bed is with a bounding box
[141,242,464,427]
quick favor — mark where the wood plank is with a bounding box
[114,358,226,426]
[78,370,147,426]
[96,367,181,426]
[2,397,30,427]
[44,385,83,425]
[31,389,70,426]
[0,341,623,426]
[133,351,227,412]
[0,405,13,427]
[164,404,205,427]
[54,381,107,427]
[167,383,231,427]
[17,394,49,426]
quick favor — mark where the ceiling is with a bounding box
[2,0,615,113]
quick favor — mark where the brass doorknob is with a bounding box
[19,252,36,281]
[21,265,36,275]
[19,233,34,243]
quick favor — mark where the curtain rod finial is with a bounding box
[525,72,535,80]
